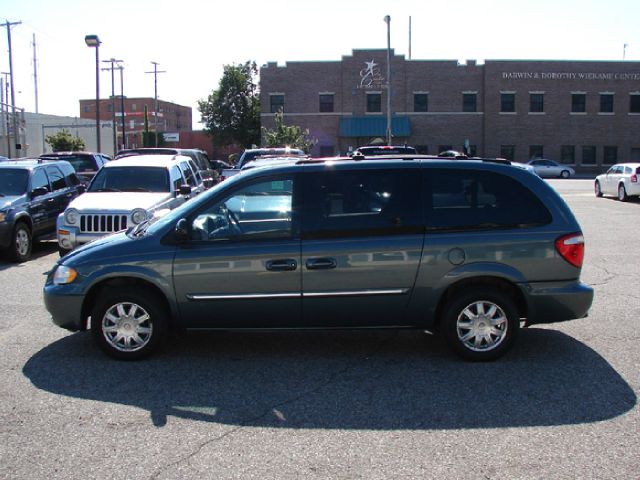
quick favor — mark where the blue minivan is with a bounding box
[44,156,593,361]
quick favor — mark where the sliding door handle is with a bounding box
[305,258,337,270]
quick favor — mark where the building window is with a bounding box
[603,146,618,164]
[500,145,515,161]
[561,145,575,164]
[131,104,137,112]
[414,93,429,112]
[582,146,596,164]
[319,94,334,113]
[270,94,284,113]
[462,93,477,112]
[84,105,91,113]
[530,93,544,113]
[571,93,586,113]
[629,94,640,113]
[600,93,614,113]
[107,104,113,112]
[500,93,515,113]
[366,92,382,113]
[529,145,543,159]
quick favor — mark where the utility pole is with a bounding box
[384,15,392,146]
[1,74,8,156]
[1,20,22,158]
[118,63,126,149]
[32,33,39,113]
[145,61,165,147]
[102,58,123,154]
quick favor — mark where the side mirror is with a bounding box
[31,186,49,198]
[174,218,189,242]
[179,184,192,196]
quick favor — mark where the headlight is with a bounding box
[52,265,78,285]
[64,208,79,225]
[131,209,147,224]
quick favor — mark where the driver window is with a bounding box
[191,176,294,241]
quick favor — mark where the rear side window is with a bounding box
[424,169,551,231]
[45,165,67,191]
[302,169,422,239]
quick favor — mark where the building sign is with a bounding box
[502,72,640,80]
[164,132,179,142]
[358,60,385,88]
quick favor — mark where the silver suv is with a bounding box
[57,154,203,254]
[45,156,593,361]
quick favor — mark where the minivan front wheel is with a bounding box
[91,288,168,360]
[441,288,519,361]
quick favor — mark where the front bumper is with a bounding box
[523,280,594,325]
[0,221,14,249]
[57,224,107,250]
[43,285,86,331]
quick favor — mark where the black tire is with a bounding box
[441,287,519,361]
[91,287,169,360]
[618,184,628,202]
[8,222,32,262]
[594,181,603,197]
[560,170,570,179]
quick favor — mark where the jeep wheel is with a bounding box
[91,288,168,360]
[441,288,519,361]
[618,184,628,202]
[8,222,32,262]
[594,181,603,197]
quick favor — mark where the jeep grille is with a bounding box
[80,214,128,233]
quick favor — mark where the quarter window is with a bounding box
[423,169,551,231]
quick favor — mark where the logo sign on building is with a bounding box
[164,132,179,142]
[358,60,385,89]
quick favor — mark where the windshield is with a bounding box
[88,166,169,193]
[0,169,29,196]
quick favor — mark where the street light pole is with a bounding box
[384,15,392,146]
[85,34,101,153]
[118,64,126,149]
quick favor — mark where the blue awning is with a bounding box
[339,116,411,137]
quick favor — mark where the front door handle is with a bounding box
[305,258,337,270]
[266,259,297,271]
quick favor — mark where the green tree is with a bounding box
[262,111,317,153]
[198,61,260,148]
[45,129,86,151]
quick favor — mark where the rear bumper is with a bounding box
[523,280,594,325]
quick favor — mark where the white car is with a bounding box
[57,154,204,254]
[527,159,575,178]
[595,163,640,201]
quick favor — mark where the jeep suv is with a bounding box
[44,156,593,361]
[56,154,204,254]
[0,159,84,262]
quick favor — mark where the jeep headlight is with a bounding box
[64,208,79,225]
[52,265,78,285]
[131,208,147,225]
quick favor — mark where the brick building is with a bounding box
[79,97,192,150]
[260,49,640,171]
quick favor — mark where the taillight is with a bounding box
[555,233,585,268]
[631,174,637,183]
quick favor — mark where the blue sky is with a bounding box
[1,0,638,128]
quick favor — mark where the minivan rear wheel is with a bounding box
[441,288,519,361]
[91,287,168,360]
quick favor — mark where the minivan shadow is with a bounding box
[23,328,636,430]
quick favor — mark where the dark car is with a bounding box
[0,159,84,261]
[44,156,593,361]
[39,151,110,186]
[115,148,217,188]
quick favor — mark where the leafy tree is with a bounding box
[45,129,86,151]
[198,61,260,148]
[262,111,317,153]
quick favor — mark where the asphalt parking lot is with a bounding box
[0,179,638,480]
